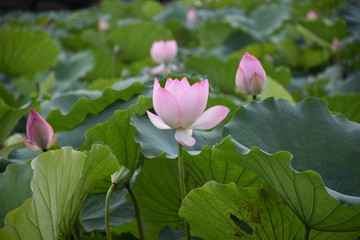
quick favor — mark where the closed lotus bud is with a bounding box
[235,52,266,96]
[111,166,131,187]
[22,109,58,151]
[150,40,178,64]
[306,10,318,19]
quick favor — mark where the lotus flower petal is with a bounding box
[179,79,209,127]
[153,86,181,129]
[147,111,172,129]
[190,105,230,130]
[22,135,41,151]
[175,128,196,147]
[165,78,190,102]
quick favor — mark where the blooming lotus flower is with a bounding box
[235,52,266,96]
[22,109,58,151]
[147,77,230,147]
[187,8,197,22]
[306,10,318,19]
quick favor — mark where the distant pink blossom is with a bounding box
[306,10,318,19]
[331,38,341,52]
[22,109,58,151]
[187,8,197,22]
[98,18,109,31]
[235,52,266,96]
[150,40,178,64]
[147,77,230,146]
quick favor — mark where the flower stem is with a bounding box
[126,184,145,240]
[252,95,257,101]
[105,183,116,240]
[164,63,171,75]
[71,227,79,240]
[178,143,191,240]
[303,225,310,240]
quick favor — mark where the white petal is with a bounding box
[175,129,196,147]
[147,111,172,129]
[190,105,230,130]
[178,79,209,127]
[153,87,181,128]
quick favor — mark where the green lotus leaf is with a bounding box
[180,180,360,240]
[43,81,146,131]
[223,97,360,231]
[0,144,118,239]
[326,94,360,123]
[132,139,261,240]
[82,96,152,174]
[0,28,60,77]
[109,22,173,63]
[0,160,33,228]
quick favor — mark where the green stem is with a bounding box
[71,227,79,240]
[105,183,116,240]
[178,143,191,240]
[252,95,257,101]
[303,225,310,240]
[126,184,145,240]
[164,63,171,75]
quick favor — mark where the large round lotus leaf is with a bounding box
[223,97,360,200]
[0,28,60,76]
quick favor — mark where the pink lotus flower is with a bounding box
[98,18,109,31]
[150,40,178,64]
[22,109,58,151]
[235,52,266,96]
[306,10,318,19]
[331,38,341,52]
[187,8,197,22]
[147,77,230,147]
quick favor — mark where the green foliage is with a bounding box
[109,22,173,63]
[132,139,261,240]
[0,145,118,240]
[180,181,360,240]
[224,98,360,202]
[45,81,146,131]
[0,160,33,228]
[83,96,152,173]
[196,21,234,49]
[326,94,360,123]
[0,28,60,77]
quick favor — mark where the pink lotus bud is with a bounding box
[150,40,178,64]
[235,52,266,96]
[147,77,230,147]
[187,8,197,22]
[22,109,58,151]
[331,38,341,52]
[306,10,318,19]
[98,18,109,31]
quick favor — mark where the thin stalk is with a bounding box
[164,63,171,75]
[126,184,145,240]
[105,183,116,240]
[303,225,310,240]
[252,95,257,101]
[71,227,79,240]
[178,143,191,240]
